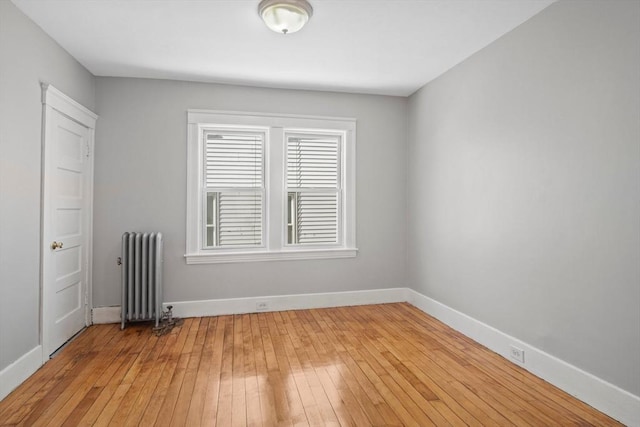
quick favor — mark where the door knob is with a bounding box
[51,241,63,250]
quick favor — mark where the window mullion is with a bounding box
[267,127,284,251]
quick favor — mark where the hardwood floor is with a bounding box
[0,303,621,426]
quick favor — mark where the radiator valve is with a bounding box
[153,305,183,336]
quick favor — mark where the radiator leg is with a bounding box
[120,232,129,330]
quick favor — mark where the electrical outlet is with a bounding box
[256,301,269,311]
[509,345,525,363]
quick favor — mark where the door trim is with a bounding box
[40,83,97,363]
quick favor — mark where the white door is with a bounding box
[42,84,97,359]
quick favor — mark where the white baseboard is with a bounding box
[92,288,406,323]
[0,346,42,401]
[406,289,640,427]
[92,306,121,324]
[165,287,408,318]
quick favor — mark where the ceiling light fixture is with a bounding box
[258,0,313,35]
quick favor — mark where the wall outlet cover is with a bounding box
[509,345,525,363]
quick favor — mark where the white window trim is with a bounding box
[185,109,357,264]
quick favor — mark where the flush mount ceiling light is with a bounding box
[258,0,313,34]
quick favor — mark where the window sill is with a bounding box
[185,248,358,264]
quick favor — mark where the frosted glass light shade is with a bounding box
[258,0,313,34]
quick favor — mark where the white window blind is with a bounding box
[204,131,263,248]
[287,134,340,245]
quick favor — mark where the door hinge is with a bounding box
[86,142,91,158]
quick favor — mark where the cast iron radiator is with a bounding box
[120,232,163,329]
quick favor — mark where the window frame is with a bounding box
[186,110,357,264]
[285,129,343,247]
[201,127,267,250]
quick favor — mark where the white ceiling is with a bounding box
[12,0,555,97]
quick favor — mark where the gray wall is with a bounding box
[407,0,639,396]
[92,77,407,306]
[0,1,95,371]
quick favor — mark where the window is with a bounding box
[186,110,357,264]
[203,130,264,248]
[286,132,340,245]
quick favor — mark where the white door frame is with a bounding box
[40,83,97,363]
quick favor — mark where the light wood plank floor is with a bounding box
[0,303,621,426]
